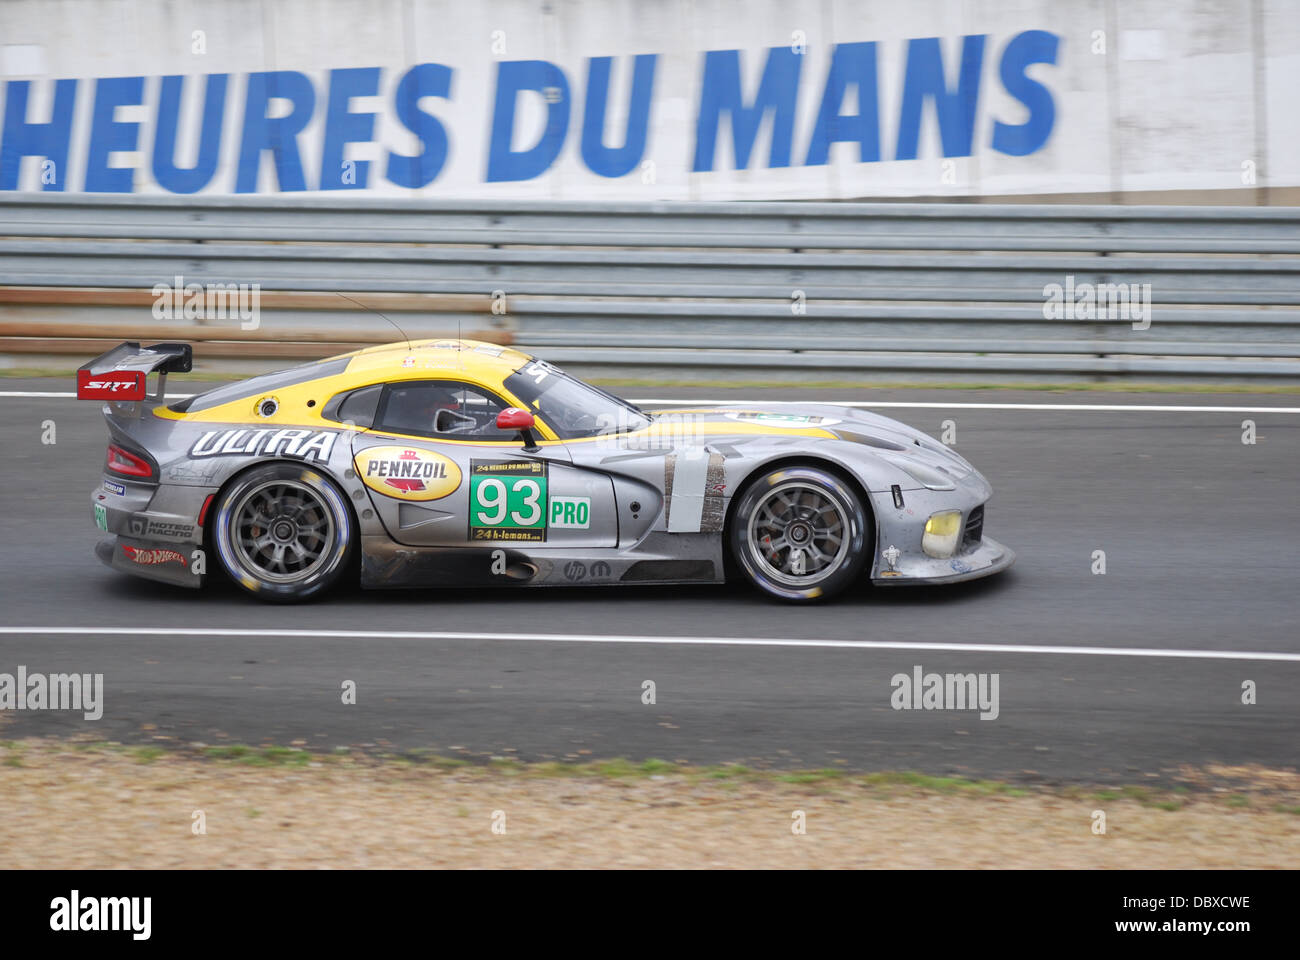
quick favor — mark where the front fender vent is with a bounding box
[963,504,985,547]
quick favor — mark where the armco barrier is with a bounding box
[0,195,1297,381]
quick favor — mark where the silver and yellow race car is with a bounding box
[81,339,1014,603]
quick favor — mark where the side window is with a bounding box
[374,381,519,441]
[323,383,383,428]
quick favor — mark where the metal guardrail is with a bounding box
[1,194,1298,381]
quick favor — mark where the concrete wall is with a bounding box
[0,0,1294,201]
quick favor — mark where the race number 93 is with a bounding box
[469,461,548,541]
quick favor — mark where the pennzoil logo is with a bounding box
[355,446,462,501]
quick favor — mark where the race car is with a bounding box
[80,339,1014,603]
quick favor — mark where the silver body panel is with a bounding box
[91,398,1014,593]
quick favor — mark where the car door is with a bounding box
[347,378,617,549]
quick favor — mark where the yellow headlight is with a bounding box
[924,511,962,537]
[922,510,963,558]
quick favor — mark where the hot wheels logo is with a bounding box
[77,369,146,401]
[122,545,187,567]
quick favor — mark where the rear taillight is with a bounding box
[106,443,154,479]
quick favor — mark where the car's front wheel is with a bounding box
[212,463,355,602]
[728,465,869,602]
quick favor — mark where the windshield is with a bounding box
[503,359,652,440]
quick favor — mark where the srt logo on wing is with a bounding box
[77,370,146,400]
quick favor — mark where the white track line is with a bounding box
[0,391,195,399]
[2,390,1299,414]
[0,626,1295,662]
[631,399,1300,414]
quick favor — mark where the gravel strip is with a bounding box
[2,741,1297,868]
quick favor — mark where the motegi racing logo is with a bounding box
[354,446,462,501]
[189,428,337,462]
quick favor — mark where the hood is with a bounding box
[651,403,982,491]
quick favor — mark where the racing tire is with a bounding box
[728,465,869,603]
[212,462,355,603]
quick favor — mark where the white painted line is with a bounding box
[0,391,194,399]
[2,389,1297,414]
[1,625,1296,662]
[631,399,1300,414]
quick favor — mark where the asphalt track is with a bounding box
[1,380,1297,784]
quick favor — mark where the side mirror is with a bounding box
[496,407,535,431]
[496,407,539,451]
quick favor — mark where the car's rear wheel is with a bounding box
[728,465,869,602]
[212,463,355,602]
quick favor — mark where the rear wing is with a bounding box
[76,342,193,411]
